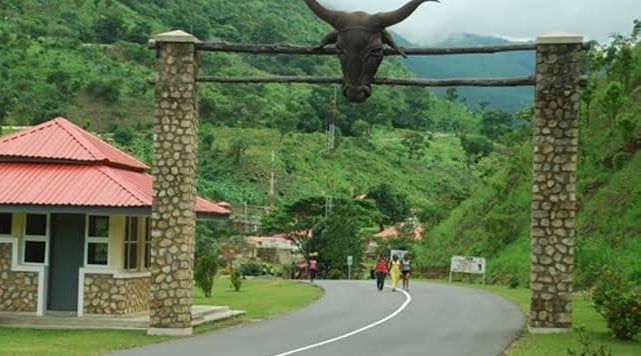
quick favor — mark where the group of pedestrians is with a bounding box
[374,254,411,292]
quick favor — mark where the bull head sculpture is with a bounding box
[304,0,439,102]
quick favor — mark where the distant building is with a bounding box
[0,117,230,317]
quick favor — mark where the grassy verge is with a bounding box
[0,279,323,356]
[465,283,641,356]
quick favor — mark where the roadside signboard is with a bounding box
[347,256,353,266]
[449,255,486,284]
[390,249,408,261]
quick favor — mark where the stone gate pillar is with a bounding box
[148,30,200,336]
[530,33,583,333]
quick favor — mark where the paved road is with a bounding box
[116,281,524,356]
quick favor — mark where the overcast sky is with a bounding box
[321,0,640,43]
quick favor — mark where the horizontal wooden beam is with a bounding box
[194,42,540,56]
[196,75,537,87]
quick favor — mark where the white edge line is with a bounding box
[272,284,412,356]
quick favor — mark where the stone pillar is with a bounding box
[148,30,200,336]
[530,33,583,333]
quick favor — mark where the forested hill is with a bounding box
[0,0,476,136]
[0,0,483,212]
[417,27,641,287]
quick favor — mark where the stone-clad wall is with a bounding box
[83,274,149,315]
[530,37,583,330]
[150,31,200,331]
[0,244,38,312]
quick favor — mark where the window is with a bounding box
[23,214,48,264]
[144,218,152,269]
[0,213,11,235]
[124,217,139,271]
[86,216,109,266]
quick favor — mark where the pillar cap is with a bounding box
[537,33,583,45]
[149,30,200,45]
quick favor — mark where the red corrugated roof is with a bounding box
[0,118,230,216]
[0,163,229,214]
[0,117,148,171]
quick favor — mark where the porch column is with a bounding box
[530,33,583,333]
[148,30,200,336]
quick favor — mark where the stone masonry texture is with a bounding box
[84,274,149,315]
[530,41,582,329]
[0,244,38,312]
[150,39,200,329]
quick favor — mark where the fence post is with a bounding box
[530,33,583,333]
[148,30,200,336]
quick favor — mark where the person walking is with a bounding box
[308,257,318,282]
[401,254,411,291]
[374,255,388,291]
[389,255,401,292]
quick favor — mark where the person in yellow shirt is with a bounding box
[389,254,401,291]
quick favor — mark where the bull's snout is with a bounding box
[342,85,372,103]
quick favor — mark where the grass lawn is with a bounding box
[467,283,641,356]
[0,279,323,356]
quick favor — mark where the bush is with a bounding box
[592,267,641,340]
[194,254,218,298]
[327,268,345,280]
[230,269,242,292]
[567,326,612,356]
[239,262,263,277]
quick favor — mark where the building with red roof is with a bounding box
[0,117,230,317]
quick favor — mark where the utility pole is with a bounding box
[325,86,337,217]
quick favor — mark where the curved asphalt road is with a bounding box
[115,281,524,356]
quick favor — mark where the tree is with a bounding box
[194,253,218,298]
[480,110,512,142]
[401,132,429,160]
[599,81,625,121]
[367,184,411,229]
[459,134,493,170]
[93,11,126,44]
[304,213,363,278]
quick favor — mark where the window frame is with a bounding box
[22,213,50,266]
[144,217,151,269]
[84,215,110,268]
[0,213,12,236]
[124,216,139,271]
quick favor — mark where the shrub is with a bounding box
[592,267,641,340]
[194,254,218,298]
[567,326,612,356]
[239,262,263,277]
[230,269,242,292]
[327,268,345,280]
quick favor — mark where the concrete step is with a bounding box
[192,305,230,320]
[192,309,246,327]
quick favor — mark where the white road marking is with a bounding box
[272,284,412,356]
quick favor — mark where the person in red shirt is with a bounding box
[374,255,389,291]
[308,258,318,282]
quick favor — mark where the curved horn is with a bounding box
[303,0,344,29]
[374,0,439,29]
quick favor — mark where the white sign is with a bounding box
[390,249,408,261]
[347,256,353,266]
[449,256,486,283]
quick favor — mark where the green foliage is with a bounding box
[228,139,249,165]
[592,268,641,340]
[567,326,612,356]
[401,131,430,160]
[239,262,263,277]
[598,82,625,120]
[304,212,363,277]
[112,127,134,146]
[194,253,218,298]
[459,134,493,167]
[367,184,411,226]
[480,110,512,142]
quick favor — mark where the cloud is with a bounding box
[319,0,640,43]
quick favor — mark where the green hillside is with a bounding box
[399,33,535,112]
[0,0,482,215]
[417,33,641,287]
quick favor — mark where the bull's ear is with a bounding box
[314,31,339,50]
[382,30,407,58]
